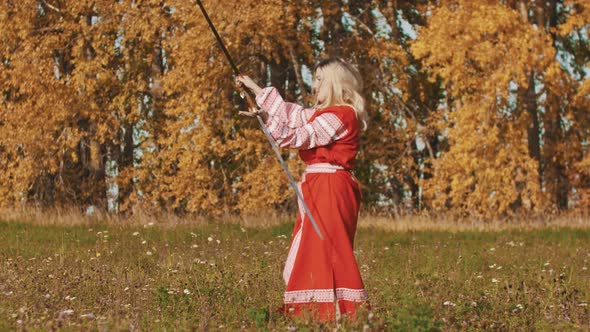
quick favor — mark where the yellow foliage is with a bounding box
[1,0,588,218]
[411,0,570,217]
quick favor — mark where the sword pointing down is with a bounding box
[194,0,324,240]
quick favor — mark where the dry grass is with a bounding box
[0,208,298,229]
[2,208,588,232]
[360,213,590,232]
[0,207,208,227]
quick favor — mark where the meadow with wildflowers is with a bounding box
[0,212,589,331]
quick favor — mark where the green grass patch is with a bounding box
[0,220,588,330]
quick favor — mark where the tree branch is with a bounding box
[40,0,61,13]
[287,43,309,101]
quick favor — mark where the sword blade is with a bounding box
[194,0,239,75]
[193,0,324,240]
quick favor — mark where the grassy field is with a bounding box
[0,214,589,331]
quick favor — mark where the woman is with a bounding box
[237,58,369,321]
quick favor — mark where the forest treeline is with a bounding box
[1,0,588,218]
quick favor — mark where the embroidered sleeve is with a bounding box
[255,86,348,149]
[269,112,348,149]
[255,87,315,128]
[271,112,349,149]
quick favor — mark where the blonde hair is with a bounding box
[313,58,368,131]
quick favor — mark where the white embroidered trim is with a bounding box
[284,288,368,304]
[284,289,335,303]
[283,174,307,285]
[335,288,369,302]
[282,228,301,284]
[305,163,344,174]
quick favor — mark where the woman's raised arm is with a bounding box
[255,87,316,129]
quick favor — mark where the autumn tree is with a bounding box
[1,0,587,219]
[0,0,175,212]
[412,0,589,217]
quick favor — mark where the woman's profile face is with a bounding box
[313,68,329,105]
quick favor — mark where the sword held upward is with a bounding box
[194,0,324,240]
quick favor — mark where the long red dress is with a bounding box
[256,87,369,321]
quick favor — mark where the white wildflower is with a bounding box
[58,309,74,319]
[443,301,456,307]
[80,313,95,320]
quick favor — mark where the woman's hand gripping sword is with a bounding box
[195,0,324,240]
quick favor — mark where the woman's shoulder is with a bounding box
[313,105,359,130]
[318,105,357,122]
[320,104,355,115]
